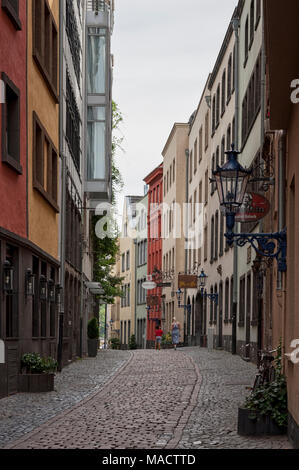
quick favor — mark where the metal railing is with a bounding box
[87,0,107,12]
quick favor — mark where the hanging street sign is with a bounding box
[156,282,172,288]
[235,192,270,223]
[142,281,157,290]
[178,274,198,289]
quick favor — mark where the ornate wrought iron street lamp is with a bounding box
[198,269,218,304]
[213,145,287,272]
[175,288,191,313]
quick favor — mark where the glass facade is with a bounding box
[87,27,106,94]
[87,106,106,180]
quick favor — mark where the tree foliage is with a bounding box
[92,101,124,304]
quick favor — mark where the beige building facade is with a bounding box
[162,124,189,340]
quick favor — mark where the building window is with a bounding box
[205,111,209,150]
[244,16,249,66]
[239,276,245,326]
[1,0,21,29]
[227,125,231,152]
[225,279,229,321]
[126,251,130,271]
[256,0,261,27]
[219,212,224,257]
[204,225,208,261]
[87,106,106,180]
[209,287,213,324]
[194,140,197,174]
[221,70,226,116]
[227,54,232,101]
[250,0,255,47]
[173,159,175,182]
[33,0,58,101]
[5,245,19,338]
[211,154,215,195]
[221,136,225,166]
[189,151,193,182]
[212,96,216,134]
[67,74,81,172]
[199,127,203,163]
[205,169,208,204]
[87,27,106,94]
[66,0,81,87]
[242,53,262,147]
[210,216,214,264]
[216,85,220,126]
[1,73,22,174]
[215,211,219,261]
[33,112,59,211]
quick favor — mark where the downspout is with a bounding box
[278,131,286,368]
[57,0,66,372]
[232,15,240,355]
[184,149,189,344]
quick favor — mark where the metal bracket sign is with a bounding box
[178,274,198,289]
[235,192,270,223]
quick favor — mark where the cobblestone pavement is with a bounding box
[178,347,292,449]
[4,349,200,449]
[0,349,130,448]
[1,347,293,449]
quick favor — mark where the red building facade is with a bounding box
[144,163,163,347]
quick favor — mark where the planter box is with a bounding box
[88,338,99,357]
[238,407,287,436]
[18,373,55,393]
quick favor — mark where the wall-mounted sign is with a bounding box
[142,281,157,291]
[178,274,198,289]
[235,192,270,223]
[156,282,172,288]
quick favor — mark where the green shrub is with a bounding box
[129,334,137,350]
[87,317,99,340]
[109,338,120,350]
[21,353,57,374]
[244,341,288,427]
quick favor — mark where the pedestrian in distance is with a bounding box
[155,324,163,351]
[171,317,180,350]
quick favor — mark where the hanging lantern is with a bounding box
[25,269,35,297]
[39,275,47,301]
[55,284,63,306]
[198,269,208,294]
[3,261,14,292]
[48,279,55,303]
[213,144,252,213]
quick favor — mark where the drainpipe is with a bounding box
[57,0,66,372]
[278,131,286,366]
[231,16,240,355]
[184,149,189,344]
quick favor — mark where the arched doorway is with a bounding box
[195,293,204,346]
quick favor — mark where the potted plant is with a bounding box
[129,334,137,350]
[109,337,120,350]
[161,333,172,349]
[87,317,99,357]
[19,353,57,393]
[238,342,288,436]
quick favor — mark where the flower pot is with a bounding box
[18,373,55,393]
[88,338,99,357]
[238,407,287,436]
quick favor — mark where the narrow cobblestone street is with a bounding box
[1,348,292,449]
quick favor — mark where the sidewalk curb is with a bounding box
[5,351,134,449]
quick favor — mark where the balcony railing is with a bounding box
[87,0,107,12]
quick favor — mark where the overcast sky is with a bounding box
[112,0,238,221]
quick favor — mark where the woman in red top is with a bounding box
[155,324,163,351]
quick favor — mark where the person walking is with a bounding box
[155,324,163,351]
[171,318,180,350]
